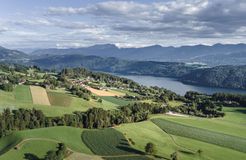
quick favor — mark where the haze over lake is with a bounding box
[121,75,246,96]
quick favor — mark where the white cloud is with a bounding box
[2,0,246,48]
[0,27,9,34]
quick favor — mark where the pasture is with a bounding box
[30,86,50,106]
[152,118,246,153]
[116,119,246,160]
[14,85,33,103]
[0,126,92,160]
[0,140,57,160]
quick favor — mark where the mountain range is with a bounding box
[31,43,246,66]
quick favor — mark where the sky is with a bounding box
[0,0,246,49]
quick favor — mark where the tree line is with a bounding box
[0,103,168,138]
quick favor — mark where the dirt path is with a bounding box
[166,111,189,117]
[30,86,51,106]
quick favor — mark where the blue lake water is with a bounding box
[120,75,246,96]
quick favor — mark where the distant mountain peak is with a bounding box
[88,44,118,49]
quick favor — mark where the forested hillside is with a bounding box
[182,65,246,89]
[32,55,246,90]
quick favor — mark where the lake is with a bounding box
[120,75,246,96]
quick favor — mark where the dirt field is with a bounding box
[30,86,51,106]
[85,86,125,97]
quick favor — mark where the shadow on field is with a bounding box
[234,109,246,114]
[178,149,195,155]
[24,153,41,160]
[117,138,145,155]
[117,146,144,155]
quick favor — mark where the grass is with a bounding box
[14,85,32,103]
[116,121,179,158]
[112,89,140,97]
[168,100,184,107]
[150,107,246,138]
[222,107,246,124]
[104,156,152,160]
[152,118,246,153]
[172,135,246,160]
[116,120,246,160]
[82,128,143,156]
[0,85,118,117]
[47,91,72,107]
[100,96,133,106]
[0,140,57,160]
[0,126,92,157]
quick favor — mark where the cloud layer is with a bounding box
[1,0,246,48]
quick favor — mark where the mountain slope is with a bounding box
[0,46,29,62]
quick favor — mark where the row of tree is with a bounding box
[0,103,168,138]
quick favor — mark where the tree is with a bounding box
[197,149,203,156]
[171,151,179,160]
[145,142,157,155]
[0,83,13,92]
[98,98,103,103]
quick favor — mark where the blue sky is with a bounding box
[0,0,246,49]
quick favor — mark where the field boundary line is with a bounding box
[151,120,197,153]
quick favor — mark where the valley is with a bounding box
[1,1,246,160]
[0,64,245,160]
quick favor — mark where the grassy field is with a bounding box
[172,135,246,160]
[0,126,92,160]
[116,121,179,158]
[0,85,119,116]
[222,107,246,124]
[152,118,246,153]
[151,116,246,138]
[82,128,143,156]
[47,91,72,107]
[0,140,57,160]
[100,96,133,106]
[14,85,32,103]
